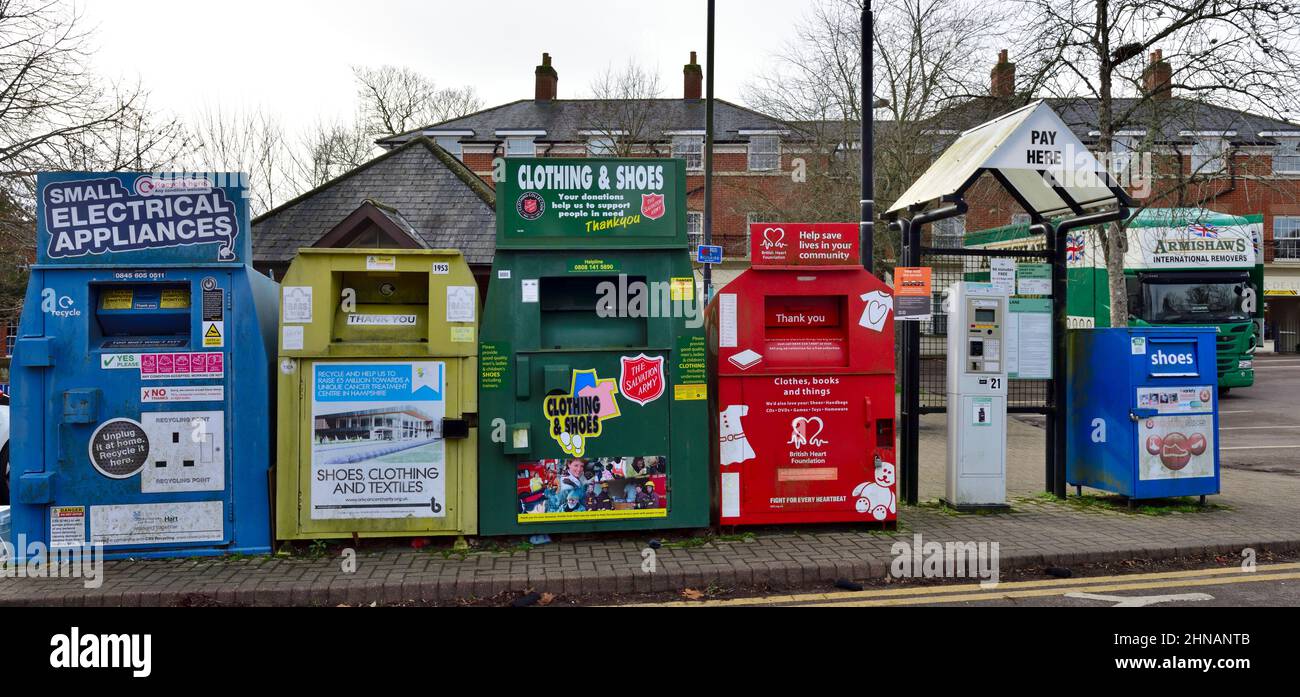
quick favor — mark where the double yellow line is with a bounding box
[627,562,1300,607]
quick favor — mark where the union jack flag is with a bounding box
[1066,233,1087,262]
[1189,223,1219,238]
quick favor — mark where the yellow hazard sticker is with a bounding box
[203,321,224,348]
[160,289,191,309]
[670,277,695,301]
[100,289,133,310]
[674,384,707,401]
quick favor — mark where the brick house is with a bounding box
[376,52,809,287]
[924,50,1300,353]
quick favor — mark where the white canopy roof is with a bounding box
[888,101,1126,218]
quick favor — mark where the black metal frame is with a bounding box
[894,178,1131,505]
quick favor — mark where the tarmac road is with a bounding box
[635,562,1300,607]
[1219,354,1300,476]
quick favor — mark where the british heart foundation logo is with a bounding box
[619,354,665,406]
[641,193,665,220]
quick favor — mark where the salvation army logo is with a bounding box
[641,193,665,221]
[619,354,665,406]
[516,192,546,221]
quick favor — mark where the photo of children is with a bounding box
[515,456,668,522]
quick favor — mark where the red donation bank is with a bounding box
[707,223,897,525]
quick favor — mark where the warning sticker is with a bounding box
[141,385,225,403]
[50,506,87,549]
[670,277,695,301]
[202,321,224,348]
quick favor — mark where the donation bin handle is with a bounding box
[1130,408,1158,422]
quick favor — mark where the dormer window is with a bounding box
[671,134,704,171]
[1274,137,1300,174]
[1191,136,1228,174]
[434,137,463,160]
[505,137,536,158]
[747,134,781,171]
[587,136,617,157]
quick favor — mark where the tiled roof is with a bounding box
[933,97,1300,145]
[252,138,496,265]
[377,98,799,147]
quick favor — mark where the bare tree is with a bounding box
[0,0,187,315]
[1017,0,1300,324]
[353,65,482,138]
[584,60,669,157]
[291,118,375,189]
[184,106,295,215]
[742,0,1007,267]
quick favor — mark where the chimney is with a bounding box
[990,49,1016,98]
[1143,49,1173,99]
[684,51,703,100]
[535,52,558,102]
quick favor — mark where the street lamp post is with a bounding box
[861,1,874,274]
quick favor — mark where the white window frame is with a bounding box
[505,137,536,158]
[672,136,704,172]
[932,215,966,248]
[747,135,781,172]
[1274,137,1300,175]
[1275,216,1300,261]
[4,318,15,358]
[587,136,618,157]
[434,136,463,160]
[1010,213,1032,227]
[1191,137,1228,174]
[687,211,704,250]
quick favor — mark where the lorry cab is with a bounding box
[1126,270,1257,392]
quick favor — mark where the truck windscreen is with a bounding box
[1142,279,1250,324]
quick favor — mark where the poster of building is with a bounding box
[310,362,447,520]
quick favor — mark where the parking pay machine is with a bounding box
[478,158,709,536]
[9,172,278,559]
[1067,327,1220,500]
[945,281,1009,509]
[275,249,479,540]
[707,223,897,525]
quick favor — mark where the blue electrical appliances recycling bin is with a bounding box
[1067,327,1220,501]
[7,172,278,559]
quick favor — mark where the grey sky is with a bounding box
[82,0,815,135]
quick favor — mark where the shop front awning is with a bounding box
[888,101,1129,219]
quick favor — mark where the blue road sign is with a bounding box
[696,245,723,264]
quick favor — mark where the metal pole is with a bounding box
[860,2,874,274]
[1041,221,1061,496]
[702,0,716,302]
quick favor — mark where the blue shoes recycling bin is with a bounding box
[7,172,278,559]
[1067,327,1221,500]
